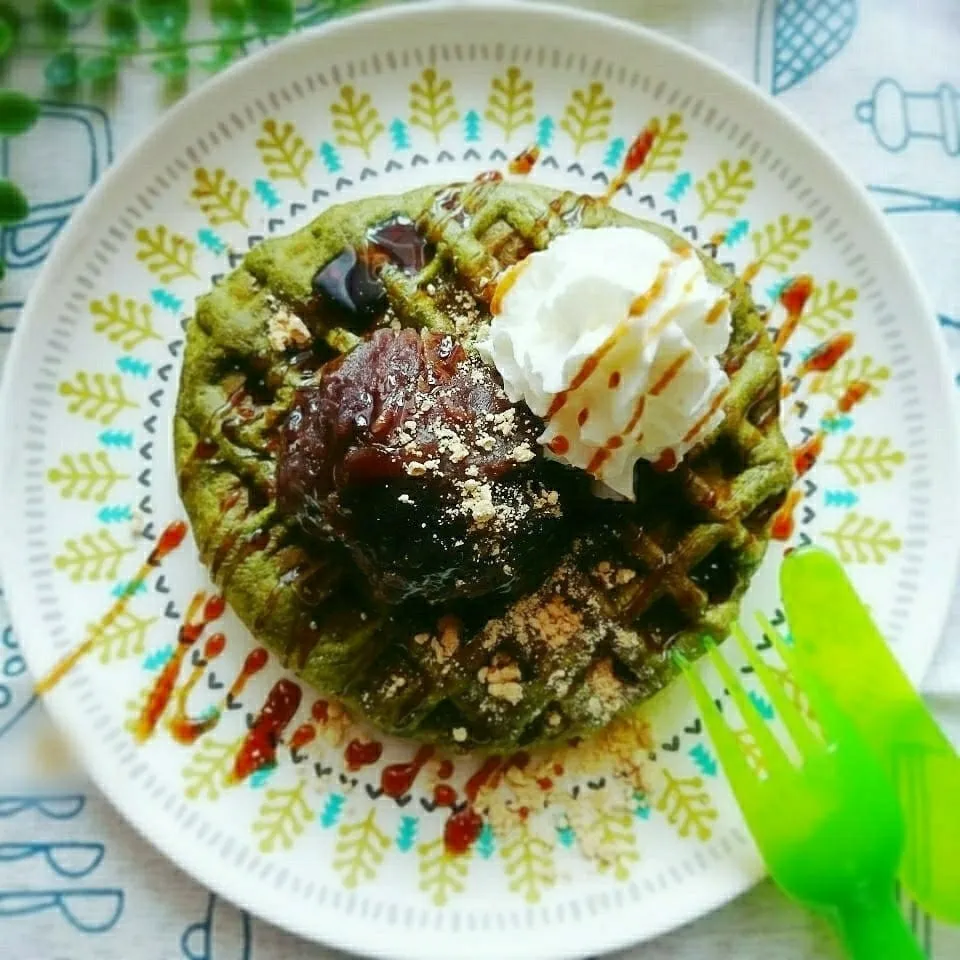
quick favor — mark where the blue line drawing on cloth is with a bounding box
[0,612,37,741]
[0,795,86,821]
[0,841,105,879]
[754,0,858,96]
[0,888,123,933]
[181,893,252,960]
[940,314,960,330]
[856,79,960,155]
[0,301,22,335]
[0,102,113,271]
[867,184,960,215]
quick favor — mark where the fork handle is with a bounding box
[833,892,926,959]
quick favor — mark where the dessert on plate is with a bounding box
[174,176,793,751]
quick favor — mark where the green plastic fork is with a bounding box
[676,625,925,959]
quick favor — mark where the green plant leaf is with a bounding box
[211,0,245,36]
[0,179,29,224]
[39,0,70,39]
[198,40,239,73]
[0,1,19,58]
[0,91,39,136]
[45,49,79,89]
[152,52,189,76]
[246,0,293,35]
[54,0,98,11]
[105,3,139,53]
[80,54,118,81]
[0,257,5,282]
[0,3,22,51]
[135,0,189,40]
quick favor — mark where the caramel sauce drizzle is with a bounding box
[545,259,672,421]
[682,386,731,445]
[490,257,532,316]
[773,275,814,352]
[507,145,541,176]
[36,521,189,695]
[603,120,661,201]
[649,349,693,397]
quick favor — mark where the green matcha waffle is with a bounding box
[174,179,793,751]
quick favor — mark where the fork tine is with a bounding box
[755,612,850,745]
[673,651,755,789]
[703,637,788,773]
[732,622,820,758]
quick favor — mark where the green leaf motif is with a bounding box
[826,435,905,486]
[801,280,858,337]
[500,824,556,903]
[134,225,199,282]
[45,50,79,89]
[54,529,134,582]
[248,0,293,36]
[823,513,902,564]
[48,451,129,502]
[0,179,29,224]
[485,66,534,139]
[418,837,469,905]
[750,214,812,273]
[635,113,687,180]
[54,0,98,10]
[252,780,314,853]
[191,167,250,226]
[87,608,158,664]
[655,769,717,841]
[183,735,243,801]
[0,20,12,58]
[135,0,189,40]
[58,371,137,424]
[256,118,313,186]
[331,85,384,158]
[810,355,890,402]
[334,809,391,887]
[559,81,612,154]
[575,804,639,879]
[90,294,162,350]
[105,3,139,53]
[409,67,459,142]
[0,91,39,136]
[123,686,151,736]
[695,158,754,219]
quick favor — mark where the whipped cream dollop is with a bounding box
[480,226,733,499]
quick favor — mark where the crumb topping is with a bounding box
[266,303,313,352]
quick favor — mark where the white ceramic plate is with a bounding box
[2,3,959,959]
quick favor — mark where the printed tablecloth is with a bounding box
[1,1,958,958]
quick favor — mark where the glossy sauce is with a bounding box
[380,745,435,799]
[604,119,661,200]
[228,678,303,784]
[166,631,227,745]
[773,275,814,352]
[134,592,227,743]
[311,215,431,326]
[344,738,384,772]
[771,489,803,541]
[507,145,540,176]
[792,433,824,477]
